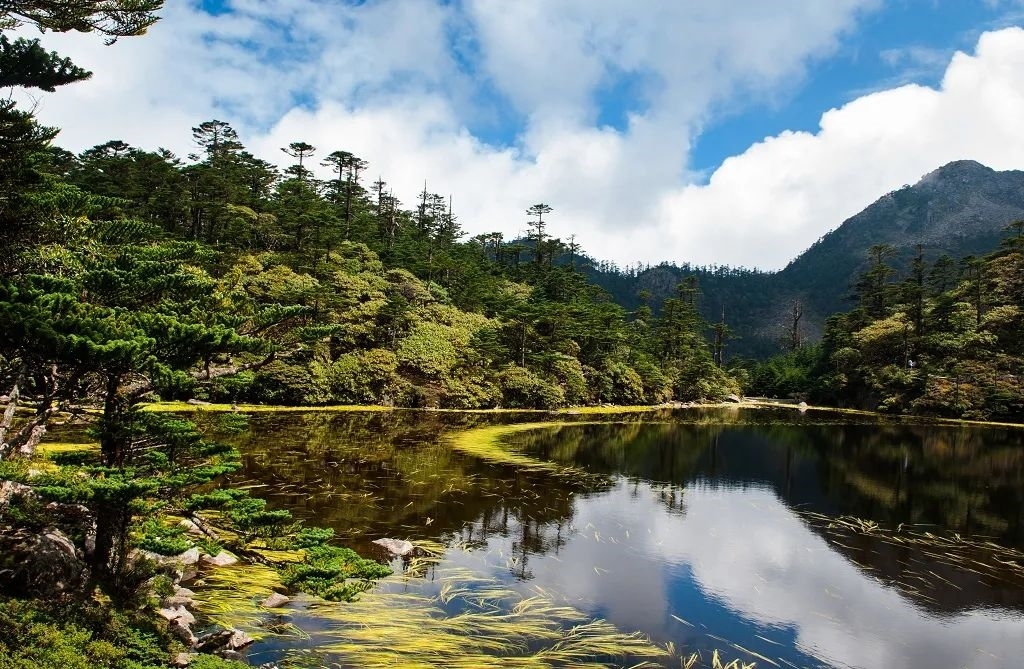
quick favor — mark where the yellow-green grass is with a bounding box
[192,541,668,669]
[446,422,610,478]
[143,402,393,413]
[35,442,100,454]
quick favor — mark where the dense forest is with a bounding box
[0,3,739,667]
[748,233,1024,420]
[4,1,1024,668]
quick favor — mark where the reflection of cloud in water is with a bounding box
[459,480,1024,669]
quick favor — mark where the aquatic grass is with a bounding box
[801,511,1024,590]
[143,402,394,413]
[191,540,671,669]
[447,422,609,483]
[190,562,289,635]
[301,570,669,669]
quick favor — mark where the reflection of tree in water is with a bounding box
[208,411,600,570]
[511,416,1024,548]
[209,409,1024,612]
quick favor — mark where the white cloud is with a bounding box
[457,480,1024,669]
[18,2,1024,270]
[658,27,1024,269]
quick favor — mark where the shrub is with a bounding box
[495,366,564,409]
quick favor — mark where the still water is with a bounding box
[211,408,1024,668]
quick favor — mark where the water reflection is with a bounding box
[215,409,1024,668]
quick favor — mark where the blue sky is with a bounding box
[21,0,1024,269]
[689,1,1024,176]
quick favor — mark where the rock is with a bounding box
[0,481,33,511]
[169,619,197,647]
[201,550,239,567]
[194,628,232,652]
[175,586,196,598]
[186,399,211,406]
[227,630,255,650]
[171,652,195,667]
[217,650,246,661]
[261,592,291,608]
[178,518,206,537]
[372,538,415,557]
[726,394,742,403]
[138,546,200,568]
[162,594,194,607]
[0,527,88,597]
[158,605,196,626]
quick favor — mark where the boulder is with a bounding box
[261,592,291,608]
[139,546,201,568]
[201,550,239,567]
[158,605,196,626]
[169,619,198,647]
[194,628,233,652]
[171,652,195,667]
[0,480,33,512]
[725,394,742,403]
[227,630,255,650]
[178,518,206,537]
[162,594,195,608]
[372,538,415,557]
[0,527,86,597]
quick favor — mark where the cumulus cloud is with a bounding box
[16,2,1024,269]
[659,27,1024,269]
[459,480,1024,669]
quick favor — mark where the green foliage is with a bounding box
[0,599,168,669]
[134,518,190,556]
[281,545,392,602]
[812,235,1024,419]
[495,365,565,409]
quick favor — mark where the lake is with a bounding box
[199,407,1024,668]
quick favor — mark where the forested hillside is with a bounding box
[3,123,739,417]
[590,160,1024,358]
[748,232,1024,420]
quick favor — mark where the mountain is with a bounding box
[587,160,1024,358]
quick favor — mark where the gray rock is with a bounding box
[194,628,232,652]
[171,652,194,667]
[186,399,211,406]
[261,592,291,608]
[169,619,197,647]
[158,605,196,626]
[726,394,742,403]
[201,550,238,567]
[178,518,206,537]
[227,630,255,650]
[163,594,195,608]
[0,481,33,511]
[372,537,415,557]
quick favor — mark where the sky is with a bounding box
[16,0,1024,270]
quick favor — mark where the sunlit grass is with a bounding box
[143,402,394,413]
[35,442,99,454]
[802,510,1024,592]
[447,423,609,484]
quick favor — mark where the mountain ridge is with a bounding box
[586,159,1024,358]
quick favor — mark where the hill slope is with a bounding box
[589,160,1024,358]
